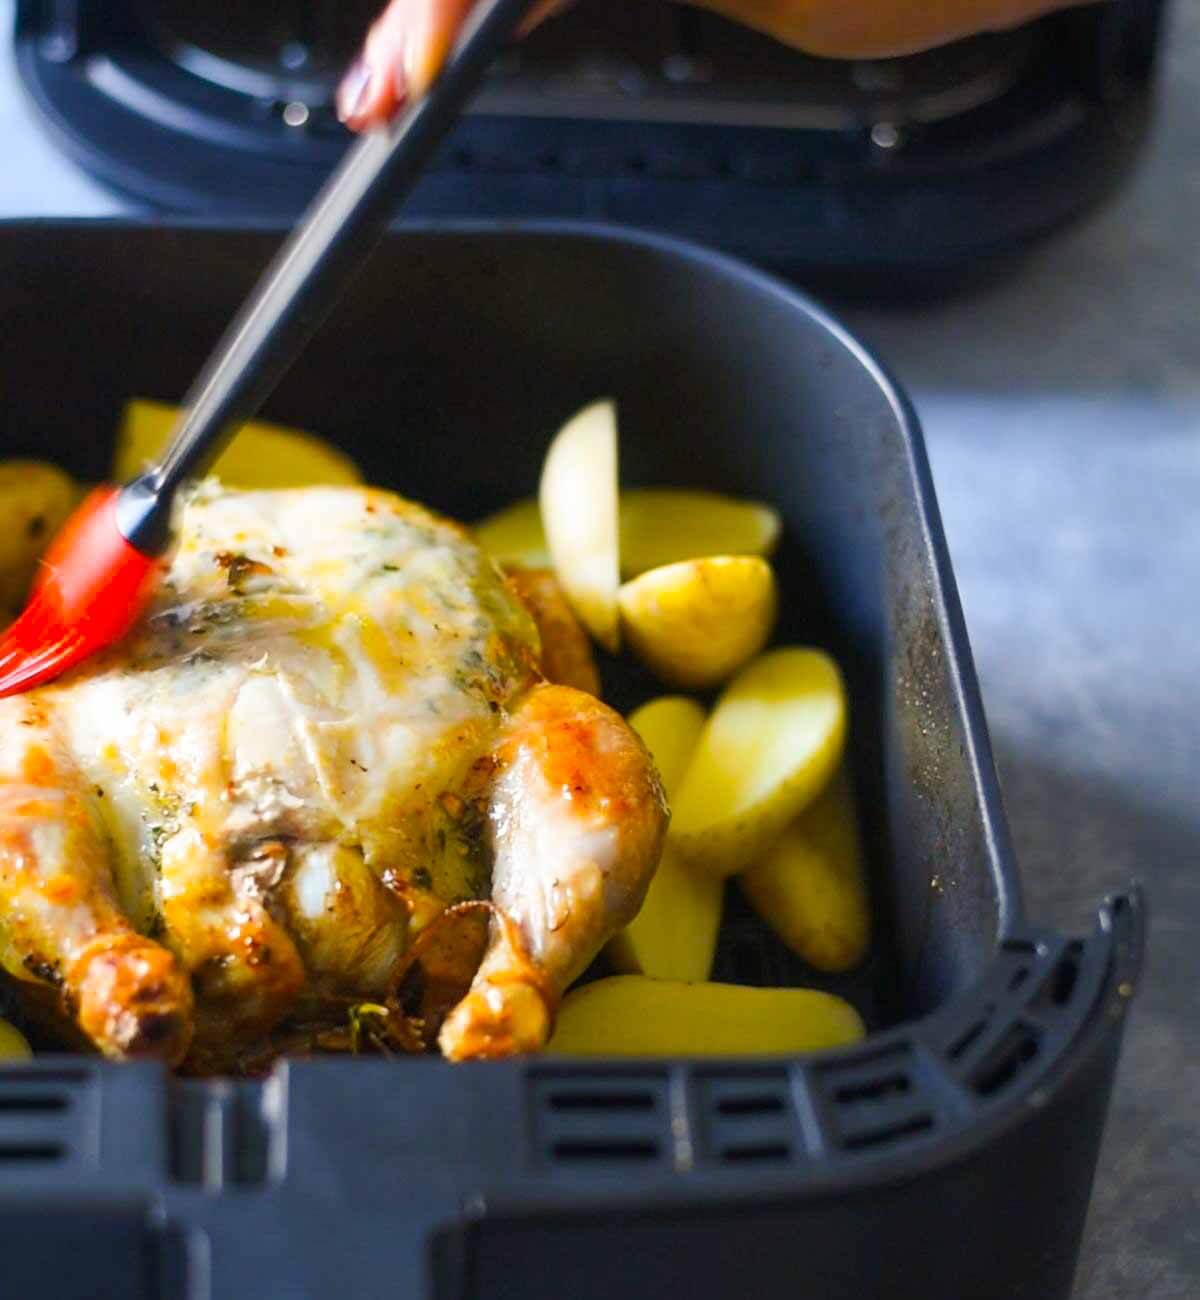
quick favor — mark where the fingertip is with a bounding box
[336,53,402,130]
[336,56,372,127]
[340,0,417,129]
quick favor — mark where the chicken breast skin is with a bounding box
[0,483,664,1069]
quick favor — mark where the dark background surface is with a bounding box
[1,1,1197,1295]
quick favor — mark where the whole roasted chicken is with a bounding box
[0,483,665,1071]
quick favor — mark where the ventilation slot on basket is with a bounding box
[550,1137,660,1162]
[720,1141,791,1163]
[842,1113,933,1151]
[0,1069,93,1170]
[717,1093,785,1116]
[531,1073,672,1170]
[947,1003,996,1063]
[548,1089,655,1113]
[697,1072,796,1167]
[1039,941,1084,1009]
[169,1080,272,1188]
[834,1073,910,1104]
[0,1141,64,1162]
[818,1048,936,1156]
[0,1095,67,1113]
[970,1022,1041,1097]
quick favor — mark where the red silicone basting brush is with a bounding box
[0,0,536,698]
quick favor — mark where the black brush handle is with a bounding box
[117,0,536,554]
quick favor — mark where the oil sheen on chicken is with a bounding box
[0,483,666,1071]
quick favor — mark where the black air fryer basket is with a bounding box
[0,222,1141,1300]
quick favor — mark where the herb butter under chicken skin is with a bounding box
[0,483,666,1072]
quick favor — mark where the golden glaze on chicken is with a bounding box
[0,483,665,1070]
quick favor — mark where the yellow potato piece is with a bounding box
[618,556,777,689]
[0,1017,32,1061]
[740,767,870,972]
[619,487,781,578]
[473,498,551,569]
[627,695,708,795]
[0,460,80,613]
[670,647,847,878]
[546,975,864,1056]
[607,852,722,983]
[539,400,620,652]
[477,488,783,588]
[114,398,362,488]
[607,697,722,982]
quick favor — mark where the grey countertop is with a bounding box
[1,2,1197,1296]
[850,395,1198,1298]
[841,8,1200,1293]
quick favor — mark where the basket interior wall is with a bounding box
[0,223,1016,1034]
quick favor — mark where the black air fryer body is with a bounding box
[14,0,1168,284]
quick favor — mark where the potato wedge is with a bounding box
[0,1016,32,1061]
[545,975,864,1056]
[607,697,722,982]
[538,399,620,652]
[739,767,870,972]
[0,460,80,613]
[627,695,708,795]
[607,851,721,982]
[619,487,780,578]
[473,498,550,569]
[618,556,777,689]
[114,397,362,488]
[670,648,847,877]
[478,489,782,581]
